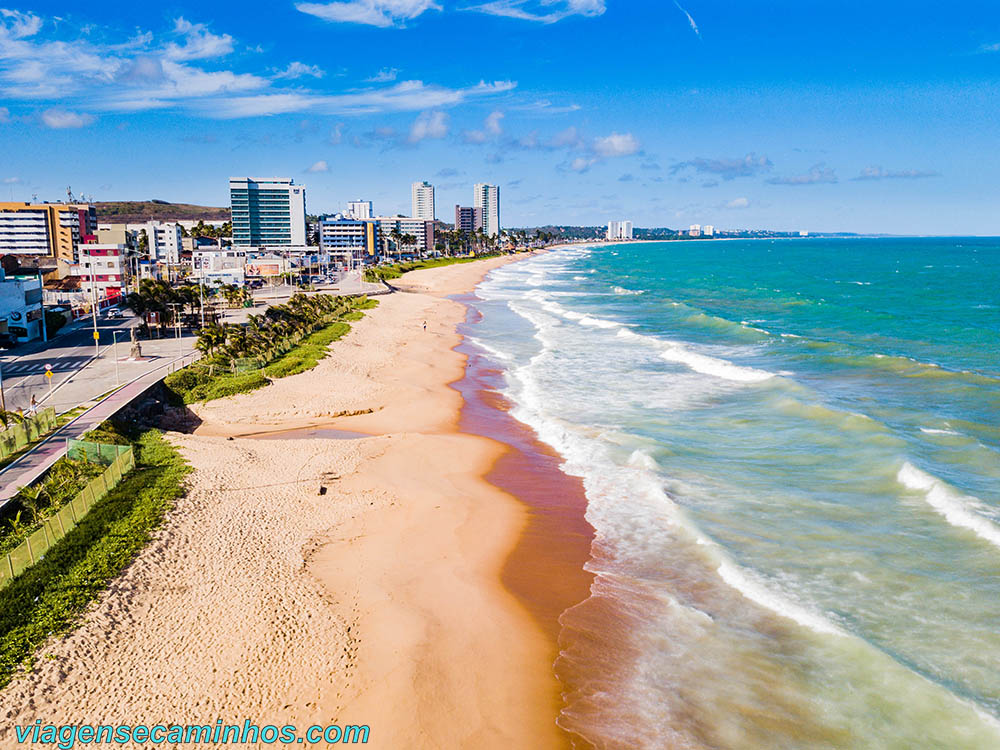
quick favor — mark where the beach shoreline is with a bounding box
[0,250,590,749]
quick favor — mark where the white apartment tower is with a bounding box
[473,183,500,238]
[141,221,183,265]
[607,221,633,240]
[346,200,373,220]
[411,182,435,221]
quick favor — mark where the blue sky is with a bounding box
[1,1,999,233]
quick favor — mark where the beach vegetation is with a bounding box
[164,294,372,404]
[365,252,507,282]
[0,430,190,686]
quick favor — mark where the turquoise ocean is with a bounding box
[466,238,1000,749]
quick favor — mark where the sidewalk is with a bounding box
[0,353,197,504]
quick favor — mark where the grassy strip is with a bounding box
[0,457,105,556]
[0,430,190,686]
[165,297,379,404]
[364,253,506,282]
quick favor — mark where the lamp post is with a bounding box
[89,261,99,359]
[112,330,120,385]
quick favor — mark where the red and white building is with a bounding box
[72,243,128,302]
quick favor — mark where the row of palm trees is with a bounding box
[194,293,350,365]
[125,279,250,328]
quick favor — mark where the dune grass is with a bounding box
[0,430,189,686]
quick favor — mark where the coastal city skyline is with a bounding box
[3,2,1000,234]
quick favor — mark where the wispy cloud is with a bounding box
[0,106,9,122]
[408,109,448,142]
[673,1,701,39]
[366,67,399,82]
[467,0,605,24]
[0,12,515,120]
[296,0,441,28]
[274,61,325,79]
[672,153,772,180]
[306,159,330,172]
[462,109,504,143]
[41,108,94,128]
[767,163,837,185]
[851,166,940,181]
[165,18,234,61]
[592,131,640,157]
[725,197,750,209]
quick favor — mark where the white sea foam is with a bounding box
[612,285,646,295]
[466,336,513,362]
[919,427,960,436]
[717,560,844,636]
[897,463,1000,550]
[660,346,775,383]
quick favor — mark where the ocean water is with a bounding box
[466,238,1000,749]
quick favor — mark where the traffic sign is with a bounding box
[44,363,51,371]
[45,370,52,380]
[93,331,100,340]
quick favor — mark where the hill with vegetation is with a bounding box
[94,200,229,224]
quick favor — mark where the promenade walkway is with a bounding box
[0,353,196,505]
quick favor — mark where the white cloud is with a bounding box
[468,0,604,24]
[767,163,837,185]
[851,166,940,181]
[673,1,701,39]
[296,0,441,28]
[725,197,750,209]
[551,125,584,148]
[3,176,22,184]
[306,160,330,172]
[485,109,504,135]
[274,61,325,79]
[568,156,596,172]
[366,67,399,82]
[0,13,513,120]
[41,108,95,128]
[165,18,234,61]
[0,106,9,122]
[329,123,344,143]
[592,131,640,157]
[408,109,448,142]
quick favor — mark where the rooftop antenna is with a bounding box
[66,185,75,203]
[31,193,38,203]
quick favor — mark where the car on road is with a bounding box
[105,308,123,318]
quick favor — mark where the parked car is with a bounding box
[105,308,123,318]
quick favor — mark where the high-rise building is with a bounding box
[411,181,435,220]
[607,220,633,240]
[0,202,96,273]
[688,224,701,237]
[454,205,483,234]
[703,225,714,237]
[346,200,373,220]
[229,177,307,247]
[473,183,500,237]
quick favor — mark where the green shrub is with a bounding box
[0,431,189,686]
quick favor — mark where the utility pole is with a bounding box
[90,260,100,359]
[37,269,47,343]
[0,363,6,415]
[112,330,120,385]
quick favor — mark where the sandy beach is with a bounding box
[0,252,587,748]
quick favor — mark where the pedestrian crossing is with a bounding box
[0,360,84,376]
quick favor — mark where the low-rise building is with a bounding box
[0,270,44,342]
[140,221,183,265]
[374,216,434,254]
[73,244,128,301]
[319,216,379,259]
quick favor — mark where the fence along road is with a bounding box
[0,352,196,505]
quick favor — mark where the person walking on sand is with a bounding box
[423,320,427,332]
